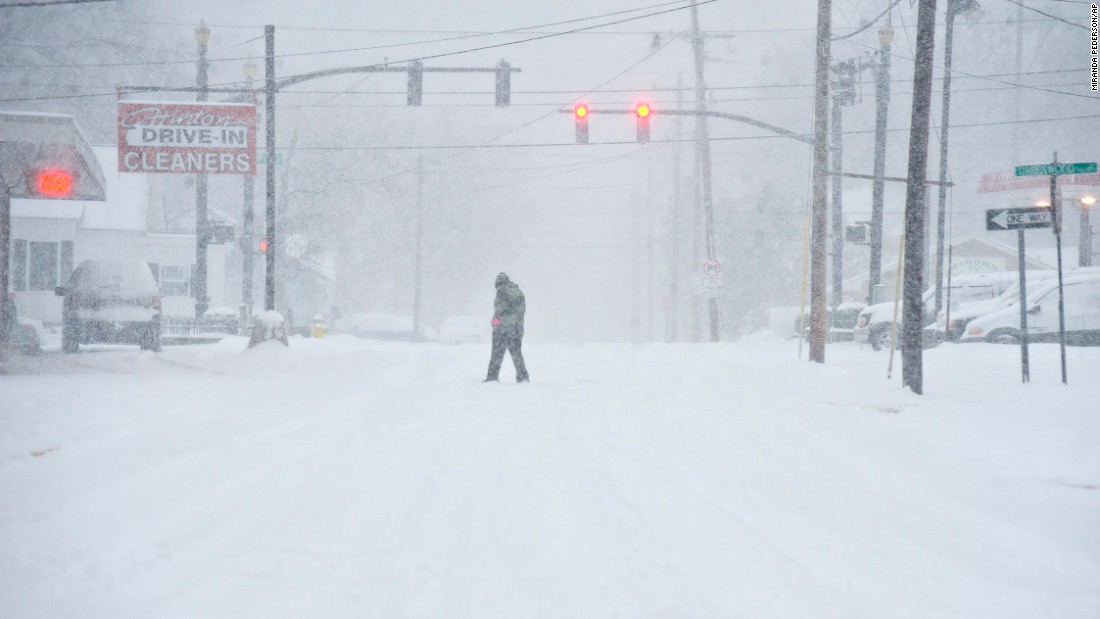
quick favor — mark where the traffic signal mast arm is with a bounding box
[559,107,813,145]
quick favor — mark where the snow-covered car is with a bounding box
[854,273,1016,351]
[439,315,489,344]
[933,268,1100,342]
[2,290,41,354]
[56,259,162,352]
[335,312,414,341]
[793,302,867,342]
[959,273,1100,346]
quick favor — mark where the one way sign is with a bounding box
[986,207,1053,231]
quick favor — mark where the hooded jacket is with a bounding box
[493,273,526,328]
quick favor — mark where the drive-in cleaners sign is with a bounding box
[117,101,256,174]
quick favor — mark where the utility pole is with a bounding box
[935,0,983,317]
[868,22,893,305]
[413,154,425,340]
[241,61,257,320]
[669,75,684,342]
[901,0,940,395]
[809,0,833,363]
[264,24,277,312]
[1081,195,1096,267]
[646,130,656,342]
[689,0,721,342]
[194,20,210,321]
[830,59,855,312]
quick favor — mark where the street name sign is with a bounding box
[1014,162,1097,177]
[985,207,1053,231]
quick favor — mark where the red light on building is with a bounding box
[35,169,74,198]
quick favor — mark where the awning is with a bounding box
[0,112,106,201]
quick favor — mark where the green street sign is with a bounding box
[257,152,284,165]
[1014,162,1097,176]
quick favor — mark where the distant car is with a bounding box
[793,302,867,342]
[439,315,489,344]
[55,259,162,352]
[2,290,41,354]
[959,273,1100,346]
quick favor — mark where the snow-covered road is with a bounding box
[2,335,1097,618]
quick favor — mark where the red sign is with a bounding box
[978,170,1100,193]
[117,101,256,175]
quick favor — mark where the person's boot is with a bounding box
[482,377,499,383]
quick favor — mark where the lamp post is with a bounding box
[194,20,210,321]
[868,24,893,305]
[933,0,983,317]
[241,60,257,319]
[1082,195,1096,267]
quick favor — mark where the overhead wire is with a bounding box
[0,0,714,70]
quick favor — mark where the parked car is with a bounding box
[793,302,867,342]
[934,268,1100,342]
[55,259,161,352]
[854,273,1016,351]
[2,290,41,354]
[439,315,489,344]
[959,273,1100,346]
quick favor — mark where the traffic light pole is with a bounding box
[690,0,720,342]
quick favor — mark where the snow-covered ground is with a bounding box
[1,335,1097,618]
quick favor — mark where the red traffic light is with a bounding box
[259,237,269,254]
[574,103,589,119]
[634,103,651,119]
[34,169,74,198]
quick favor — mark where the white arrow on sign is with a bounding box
[990,210,1008,229]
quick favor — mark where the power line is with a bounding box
[1003,0,1088,29]
[4,66,1086,105]
[831,0,904,41]
[0,0,713,70]
[0,0,116,7]
[281,113,1100,151]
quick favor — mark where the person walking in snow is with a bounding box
[484,272,529,383]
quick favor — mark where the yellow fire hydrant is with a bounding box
[311,313,327,339]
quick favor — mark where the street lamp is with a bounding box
[194,20,211,321]
[933,0,982,318]
[1081,194,1096,267]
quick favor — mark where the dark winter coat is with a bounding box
[493,274,525,329]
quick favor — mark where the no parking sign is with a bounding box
[702,259,721,278]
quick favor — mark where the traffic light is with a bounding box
[259,237,269,254]
[407,60,423,106]
[32,169,74,198]
[495,59,511,107]
[634,102,651,142]
[574,103,589,144]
